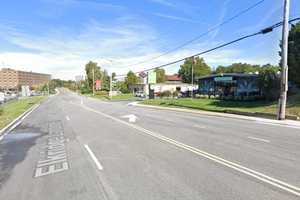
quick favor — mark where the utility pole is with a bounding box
[277,0,290,120]
[47,82,50,96]
[109,73,113,100]
[191,57,195,99]
[92,68,95,96]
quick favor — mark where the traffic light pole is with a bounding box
[277,0,290,120]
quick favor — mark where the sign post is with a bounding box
[147,70,156,99]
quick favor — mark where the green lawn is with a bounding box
[142,95,300,118]
[84,93,138,101]
[0,96,44,130]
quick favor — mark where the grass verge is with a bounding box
[142,95,300,119]
[84,93,138,101]
[0,96,44,130]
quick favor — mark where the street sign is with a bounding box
[148,70,156,84]
[139,71,147,78]
[95,80,102,90]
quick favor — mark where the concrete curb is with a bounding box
[136,103,300,127]
[0,100,42,140]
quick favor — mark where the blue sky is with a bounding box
[0,0,299,79]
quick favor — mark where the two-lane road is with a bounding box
[0,89,299,200]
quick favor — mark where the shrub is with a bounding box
[161,91,172,98]
[0,107,3,116]
[95,91,108,96]
[172,91,179,98]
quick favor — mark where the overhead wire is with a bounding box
[115,17,300,78]
[121,0,266,68]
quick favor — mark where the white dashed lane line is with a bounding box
[247,136,270,143]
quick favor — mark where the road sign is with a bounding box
[95,80,102,90]
[139,71,147,78]
[148,70,156,84]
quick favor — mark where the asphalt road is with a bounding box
[0,89,299,200]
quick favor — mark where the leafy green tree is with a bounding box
[154,68,166,83]
[178,57,211,83]
[112,72,116,81]
[116,81,129,93]
[125,71,139,86]
[258,64,281,101]
[284,22,300,86]
[216,63,260,74]
[101,70,110,91]
[85,61,103,90]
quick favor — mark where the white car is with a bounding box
[0,92,4,104]
[135,91,145,98]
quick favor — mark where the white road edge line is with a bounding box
[247,136,270,143]
[66,116,70,121]
[79,103,300,197]
[84,144,103,171]
[256,121,300,130]
[0,104,40,141]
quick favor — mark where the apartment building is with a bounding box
[0,68,51,90]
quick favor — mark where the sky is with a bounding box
[0,0,299,80]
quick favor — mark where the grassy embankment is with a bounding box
[0,96,44,130]
[143,94,300,119]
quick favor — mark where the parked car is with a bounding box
[0,92,4,104]
[135,91,146,98]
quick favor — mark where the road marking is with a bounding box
[121,114,138,123]
[193,124,206,129]
[34,121,69,177]
[127,101,139,106]
[0,104,40,141]
[79,103,300,197]
[256,121,300,130]
[84,144,103,170]
[247,136,270,143]
[66,116,70,121]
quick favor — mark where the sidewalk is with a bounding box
[135,103,300,128]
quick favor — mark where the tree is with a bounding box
[154,68,166,83]
[125,71,139,86]
[215,63,260,74]
[85,61,103,91]
[258,64,281,101]
[282,21,300,87]
[101,70,110,91]
[178,57,211,83]
[116,81,129,93]
[112,72,116,81]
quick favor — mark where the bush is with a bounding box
[0,107,3,116]
[172,91,179,98]
[80,86,91,94]
[258,65,280,101]
[160,91,172,98]
[95,91,108,96]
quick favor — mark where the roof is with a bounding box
[165,75,182,81]
[196,73,259,80]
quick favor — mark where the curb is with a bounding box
[0,101,42,140]
[136,103,300,127]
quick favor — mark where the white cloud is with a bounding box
[153,13,203,24]
[0,3,279,80]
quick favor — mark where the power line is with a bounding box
[116,17,300,78]
[121,0,266,68]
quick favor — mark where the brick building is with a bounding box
[0,68,51,90]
